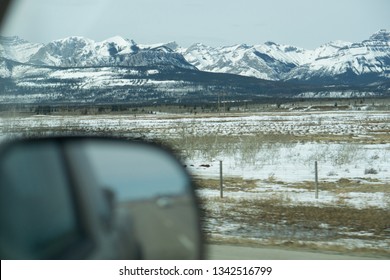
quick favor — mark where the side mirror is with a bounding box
[0,137,203,259]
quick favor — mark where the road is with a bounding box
[207,244,387,260]
[121,197,201,259]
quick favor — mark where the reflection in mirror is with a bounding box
[82,141,189,201]
[68,139,202,259]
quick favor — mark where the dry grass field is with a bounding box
[1,101,389,256]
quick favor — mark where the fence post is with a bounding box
[220,160,223,198]
[315,161,319,199]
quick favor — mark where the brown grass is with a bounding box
[196,175,390,255]
[287,180,390,193]
[194,177,258,190]
[199,196,390,236]
[205,236,390,258]
[195,177,390,193]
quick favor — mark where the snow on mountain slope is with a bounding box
[180,39,355,80]
[26,36,195,70]
[181,30,389,84]
[0,31,389,86]
[0,36,43,63]
[286,30,390,83]
[139,41,180,52]
[182,42,301,80]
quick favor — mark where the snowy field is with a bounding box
[1,110,389,255]
[2,110,389,186]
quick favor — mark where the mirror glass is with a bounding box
[82,141,189,201]
[67,139,202,259]
[71,139,202,259]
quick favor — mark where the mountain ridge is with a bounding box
[1,30,389,85]
[180,29,390,84]
[0,31,389,105]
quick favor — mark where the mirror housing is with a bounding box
[0,136,203,259]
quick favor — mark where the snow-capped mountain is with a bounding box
[180,29,390,84]
[182,41,306,80]
[0,32,389,105]
[1,35,195,70]
[285,30,390,84]
[1,31,389,84]
[0,36,43,63]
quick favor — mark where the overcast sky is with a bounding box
[1,0,389,49]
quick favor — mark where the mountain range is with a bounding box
[181,29,390,85]
[0,30,389,104]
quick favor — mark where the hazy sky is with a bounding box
[1,0,389,49]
